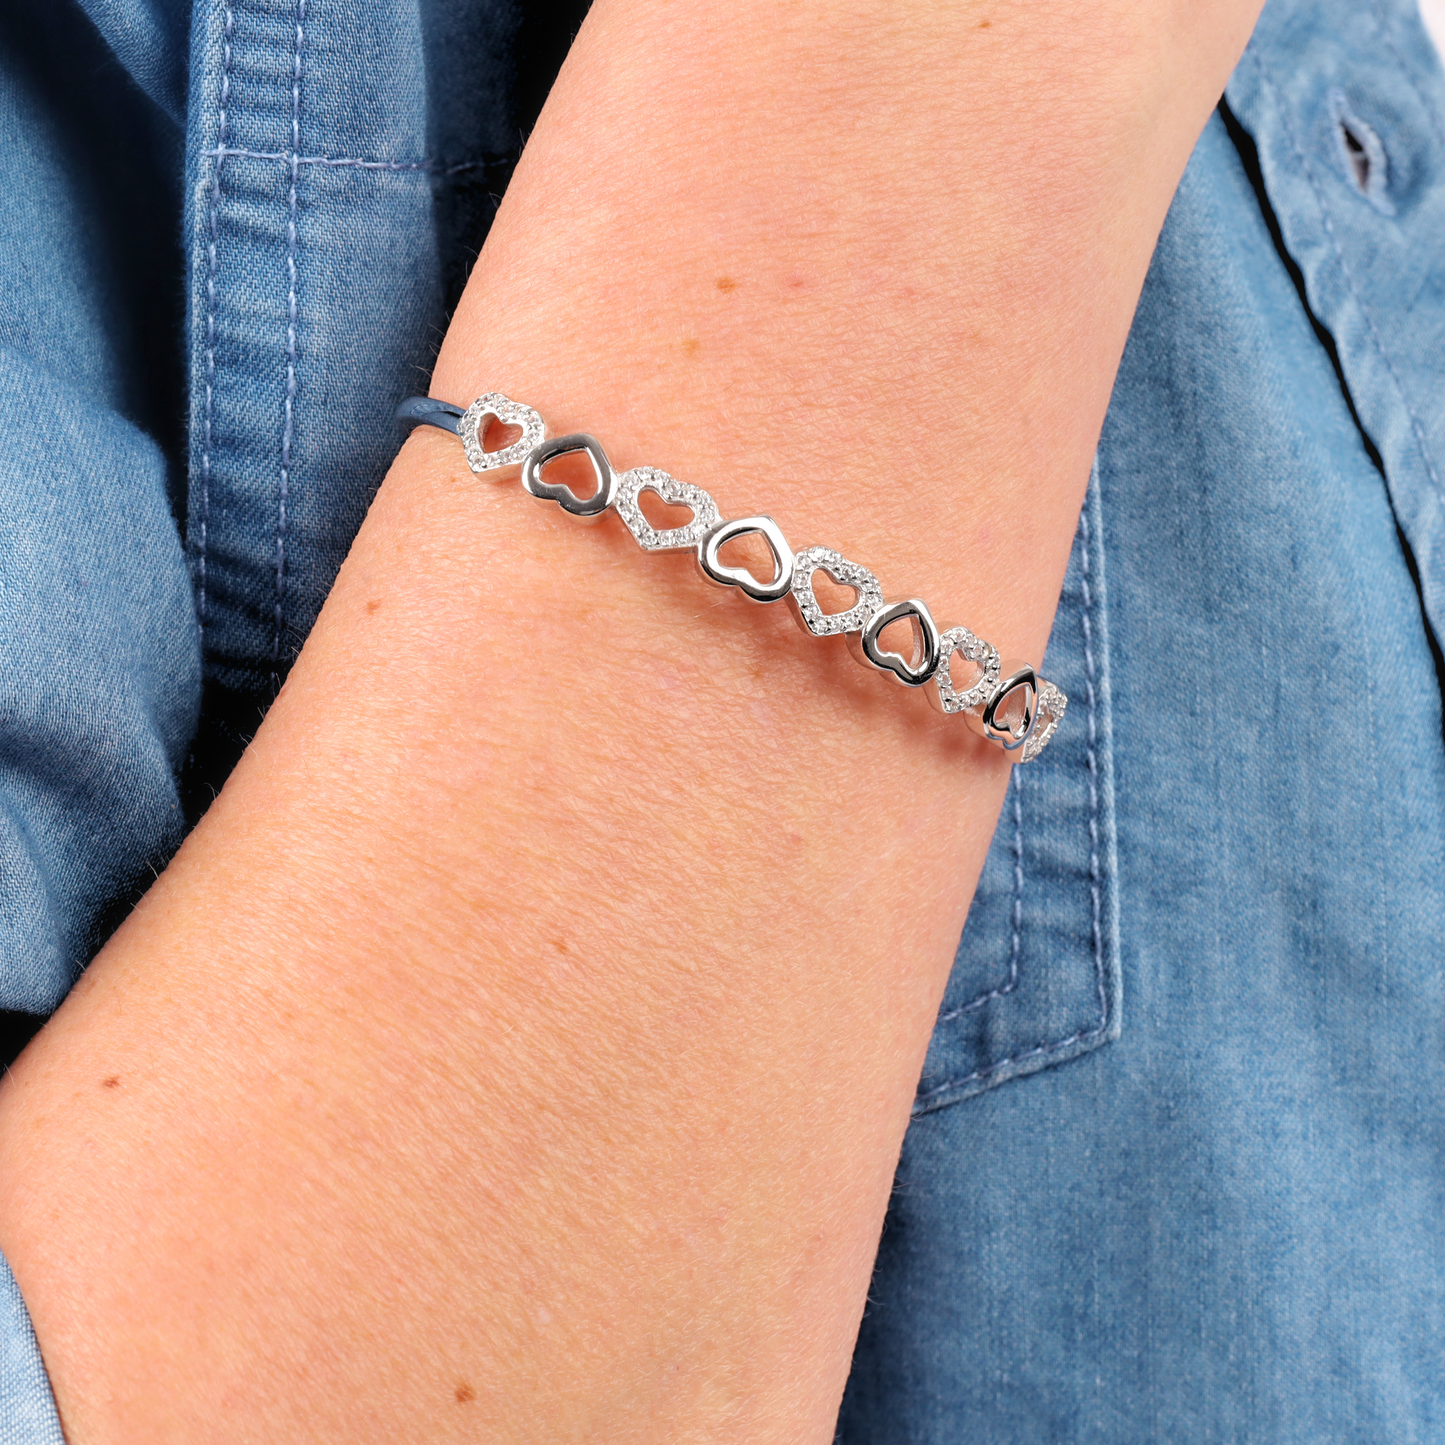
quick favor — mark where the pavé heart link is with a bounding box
[460,392,546,474]
[400,392,1067,763]
[788,546,883,638]
[929,625,1002,715]
[1021,681,1067,763]
[618,468,721,552]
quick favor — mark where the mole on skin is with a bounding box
[715,276,737,292]
[366,599,382,614]
[102,1077,120,1089]
[455,1384,475,1404]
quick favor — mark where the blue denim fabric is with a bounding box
[0,1260,60,1445]
[0,0,1443,1437]
[840,8,1445,1436]
[0,0,198,1016]
[183,0,586,787]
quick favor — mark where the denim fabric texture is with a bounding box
[860,37,1445,1443]
[182,0,589,788]
[0,0,1443,1438]
[0,0,198,1017]
[0,1260,61,1445]
[841,78,1445,1439]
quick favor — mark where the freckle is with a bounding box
[788,276,807,289]
[682,337,700,357]
[553,939,568,953]
[366,599,382,614]
[102,1077,120,1089]
[715,276,737,292]
[455,1383,475,1404]
[978,17,992,26]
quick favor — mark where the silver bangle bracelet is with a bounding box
[398,392,1066,763]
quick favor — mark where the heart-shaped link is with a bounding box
[460,392,546,474]
[928,625,1002,714]
[1020,680,1067,763]
[788,546,883,636]
[965,660,1039,751]
[616,467,721,552]
[521,433,618,520]
[696,516,795,602]
[851,599,942,687]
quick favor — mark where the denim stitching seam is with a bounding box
[1081,488,1107,1022]
[198,4,237,638]
[917,464,1109,1105]
[207,146,512,175]
[1255,54,1445,503]
[275,0,308,670]
[935,777,1020,1022]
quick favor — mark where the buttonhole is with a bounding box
[1329,89,1396,216]
[1341,124,1370,188]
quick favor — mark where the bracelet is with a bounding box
[397,393,1066,763]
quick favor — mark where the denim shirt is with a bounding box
[0,0,1442,1437]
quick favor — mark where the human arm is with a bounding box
[0,1,1260,1440]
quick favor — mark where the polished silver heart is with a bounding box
[696,516,794,602]
[788,545,883,636]
[616,467,721,552]
[851,599,942,687]
[966,660,1040,751]
[459,392,546,474]
[521,433,618,520]
[928,625,1002,714]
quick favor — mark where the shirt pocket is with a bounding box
[914,465,1121,1115]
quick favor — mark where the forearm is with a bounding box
[0,2,1258,1441]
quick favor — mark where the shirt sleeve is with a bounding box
[0,1252,63,1444]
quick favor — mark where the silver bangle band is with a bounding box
[399,392,1066,763]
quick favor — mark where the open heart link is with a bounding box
[1021,681,1068,763]
[521,433,618,520]
[962,661,1040,751]
[696,516,795,602]
[929,625,1002,714]
[616,468,721,552]
[851,599,942,687]
[788,546,883,636]
[460,392,546,474]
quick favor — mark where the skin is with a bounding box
[0,1,1261,1440]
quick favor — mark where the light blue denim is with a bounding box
[0,0,1441,1438]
